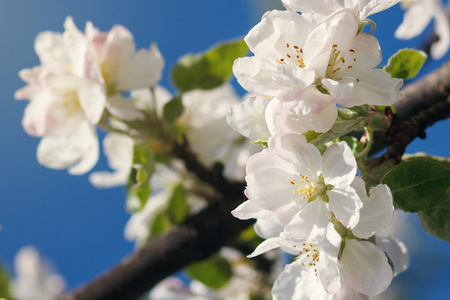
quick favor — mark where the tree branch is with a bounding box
[58,61,450,300]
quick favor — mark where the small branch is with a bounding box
[59,61,450,300]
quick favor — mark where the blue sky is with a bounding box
[0,0,448,298]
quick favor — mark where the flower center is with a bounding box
[62,90,82,117]
[100,61,118,96]
[325,44,359,82]
[290,174,332,203]
[277,43,305,68]
[293,242,320,276]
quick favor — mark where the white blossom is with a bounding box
[11,246,66,300]
[233,9,402,133]
[181,84,260,181]
[282,0,400,23]
[395,0,450,59]
[242,133,361,241]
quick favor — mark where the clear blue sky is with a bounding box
[0,1,448,299]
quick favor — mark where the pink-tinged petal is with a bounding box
[284,200,330,240]
[277,87,338,134]
[269,133,322,179]
[317,250,341,294]
[322,142,357,186]
[37,120,99,175]
[376,236,410,276]
[352,184,394,239]
[116,43,164,90]
[78,79,106,124]
[273,264,334,300]
[341,240,393,296]
[328,184,361,228]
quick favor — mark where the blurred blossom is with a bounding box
[11,246,65,300]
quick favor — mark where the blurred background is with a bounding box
[0,0,448,299]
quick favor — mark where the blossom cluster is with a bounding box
[14,0,448,298]
[15,16,164,174]
[229,1,411,299]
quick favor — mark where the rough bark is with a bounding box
[58,61,450,300]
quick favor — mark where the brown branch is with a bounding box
[59,61,450,300]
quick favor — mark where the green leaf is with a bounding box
[126,143,155,212]
[403,152,450,170]
[172,39,248,92]
[384,49,427,79]
[186,255,233,290]
[418,189,450,242]
[150,211,172,236]
[163,95,184,124]
[167,183,189,223]
[0,265,11,298]
[381,160,450,212]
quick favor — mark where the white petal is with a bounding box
[269,133,322,179]
[395,1,434,39]
[273,264,333,300]
[352,184,394,239]
[226,94,271,140]
[328,184,362,228]
[268,87,338,134]
[78,79,106,124]
[284,200,330,240]
[341,240,393,296]
[116,43,164,90]
[37,120,99,175]
[105,94,144,121]
[318,251,341,294]
[376,236,410,276]
[322,142,357,186]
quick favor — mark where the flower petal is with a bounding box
[341,240,393,296]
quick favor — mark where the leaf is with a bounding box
[150,211,172,236]
[163,95,184,124]
[172,39,248,92]
[403,152,450,170]
[384,49,427,79]
[381,160,450,212]
[126,143,155,212]
[167,183,189,223]
[418,189,450,242]
[186,255,233,290]
[0,265,10,298]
